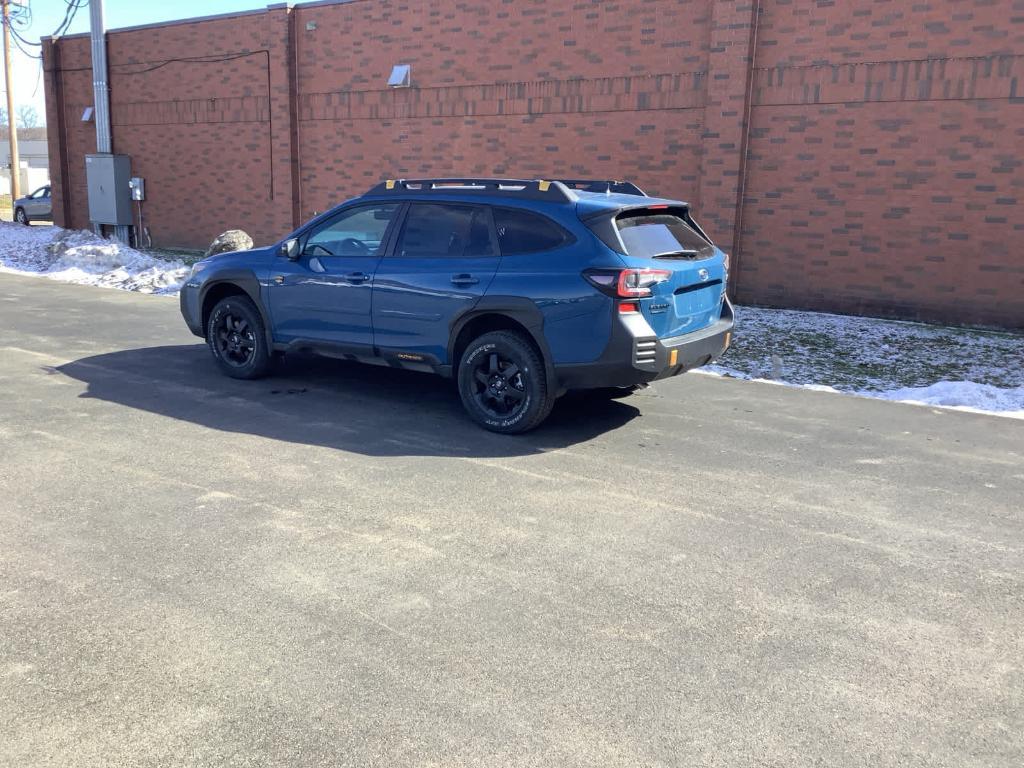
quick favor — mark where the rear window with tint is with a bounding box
[397,203,495,258]
[616,212,714,259]
[493,208,570,255]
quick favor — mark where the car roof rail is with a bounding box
[366,178,578,202]
[554,179,648,196]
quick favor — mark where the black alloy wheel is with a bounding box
[215,311,257,367]
[472,349,527,420]
[206,296,272,379]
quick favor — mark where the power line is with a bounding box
[4,0,87,58]
[9,29,39,59]
[54,49,273,75]
[113,50,267,75]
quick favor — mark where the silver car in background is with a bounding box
[13,185,52,224]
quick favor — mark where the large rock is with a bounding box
[204,229,253,258]
[46,228,78,259]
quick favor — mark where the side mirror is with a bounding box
[279,238,300,260]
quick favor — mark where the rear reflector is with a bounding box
[618,302,639,314]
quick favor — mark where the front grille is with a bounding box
[634,339,657,366]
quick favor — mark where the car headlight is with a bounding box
[188,261,210,280]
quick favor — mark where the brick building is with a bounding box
[43,0,1023,328]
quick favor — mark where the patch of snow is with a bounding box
[705,305,1024,419]
[871,381,1024,419]
[0,223,188,295]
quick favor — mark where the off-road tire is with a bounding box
[457,331,554,434]
[206,295,272,380]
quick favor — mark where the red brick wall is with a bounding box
[43,0,1024,328]
[44,12,287,247]
[737,0,1024,327]
[291,0,713,221]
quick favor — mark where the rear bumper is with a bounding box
[555,298,734,390]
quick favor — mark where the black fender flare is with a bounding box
[448,296,556,392]
[198,269,274,349]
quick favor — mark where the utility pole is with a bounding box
[88,0,130,242]
[1,0,21,202]
[89,0,112,155]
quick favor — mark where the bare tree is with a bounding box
[16,105,38,129]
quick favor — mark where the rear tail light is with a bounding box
[617,269,671,298]
[583,268,671,299]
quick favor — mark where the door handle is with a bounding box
[344,272,370,284]
[451,273,479,286]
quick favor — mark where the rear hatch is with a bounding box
[592,206,727,338]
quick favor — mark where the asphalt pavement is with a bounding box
[1,272,1021,767]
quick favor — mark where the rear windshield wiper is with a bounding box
[651,249,700,259]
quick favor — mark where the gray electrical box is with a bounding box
[85,154,133,225]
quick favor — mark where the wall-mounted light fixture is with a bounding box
[387,64,411,88]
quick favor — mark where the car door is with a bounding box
[372,202,500,364]
[39,187,52,218]
[24,187,46,218]
[268,202,401,349]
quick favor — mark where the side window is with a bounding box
[395,203,495,258]
[493,208,570,255]
[303,203,399,257]
[42,187,51,199]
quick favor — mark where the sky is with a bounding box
[5,0,265,124]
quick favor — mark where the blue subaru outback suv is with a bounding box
[180,178,734,433]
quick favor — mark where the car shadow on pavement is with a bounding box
[55,344,640,457]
